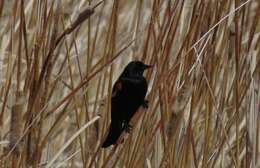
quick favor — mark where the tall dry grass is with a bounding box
[0,0,259,167]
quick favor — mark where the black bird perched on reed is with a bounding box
[102,61,152,148]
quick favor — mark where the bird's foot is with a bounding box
[123,121,133,133]
[142,100,149,108]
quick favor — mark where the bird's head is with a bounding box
[122,61,153,77]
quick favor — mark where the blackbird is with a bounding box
[102,61,152,148]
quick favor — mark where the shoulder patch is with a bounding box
[115,81,123,90]
[112,81,123,98]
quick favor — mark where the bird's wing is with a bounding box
[111,80,125,126]
[112,77,143,98]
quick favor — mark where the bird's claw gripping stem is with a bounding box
[142,100,149,108]
[123,121,133,133]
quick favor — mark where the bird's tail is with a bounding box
[102,123,122,148]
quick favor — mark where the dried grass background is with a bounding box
[0,0,259,167]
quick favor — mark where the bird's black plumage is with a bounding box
[102,61,152,148]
